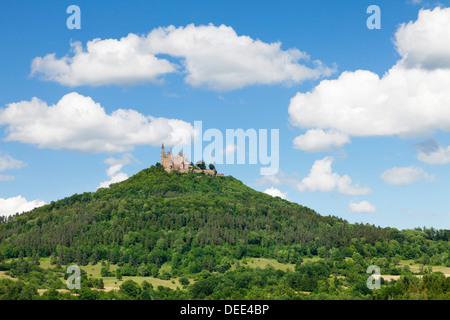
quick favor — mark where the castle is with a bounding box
[160,143,192,171]
[160,144,223,176]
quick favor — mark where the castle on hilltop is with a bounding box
[161,143,191,171]
[160,144,223,176]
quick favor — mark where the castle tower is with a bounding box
[161,143,174,169]
[159,144,218,174]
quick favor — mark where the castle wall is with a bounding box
[161,152,174,168]
[161,146,220,176]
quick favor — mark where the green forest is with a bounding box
[0,163,448,300]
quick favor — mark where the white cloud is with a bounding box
[263,187,288,200]
[146,24,334,91]
[31,35,176,86]
[0,152,25,171]
[98,164,128,189]
[0,92,196,154]
[417,143,450,164]
[256,158,370,196]
[0,196,45,217]
[381,166,434,185]
[0,175,14,181]
[293,129,350,152]
[289,7,450,152]
[98,154,137,189]
[296,156,371,195]
[395,7,450,69]
[31,24,334,91]
[347,200,376,213]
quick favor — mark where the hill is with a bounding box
[0,163,394,259]
[0,163,448,300]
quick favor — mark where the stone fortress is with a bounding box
[160,144,223,176]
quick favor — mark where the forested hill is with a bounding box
[0,163,447,265]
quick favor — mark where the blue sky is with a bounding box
[1,0,450,230]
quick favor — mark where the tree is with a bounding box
[80,287,100,300]
[420,254,431,265]
[91,248,100,265]
[119,280,141,299]
[189,278,214,299]
[101,264,111,277]
[43,288,60,300]
[138,263,150,277]
[31,250,40,266]
[196,161,206,170]
[179,277,190,286]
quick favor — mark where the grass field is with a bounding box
[242,258,296,271]
[5,256,449,296]
[36,258,186,292]
[398,260,450,276]
[102,276,180,291]
[0,271,16,281]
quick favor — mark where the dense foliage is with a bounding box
[0,163,448,300]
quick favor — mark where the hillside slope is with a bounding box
[0,163,395,261]
[0,163,449,300]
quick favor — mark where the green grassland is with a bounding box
[398,259,450,275]
[37,258,186,292]
[241,258,296,272]
[1,254,449,299]
[19,256,450,296]
[0,271,15,281]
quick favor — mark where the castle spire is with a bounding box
[161,143,165,160]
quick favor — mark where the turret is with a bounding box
[161,143,166,160]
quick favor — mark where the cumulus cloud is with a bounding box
[416,139,450,164]
[0,196,45,217]
[296,157,371,195]
[0,152,25,171]
[31,35,176,86]
[31,24,334,91]
[255,159,370,196]
[263,187,288,200]
[0,152,26,181]
[0,92,196,154]
[293,129,350,152]
[415,138,440,154]
[395,7,450,69]
[98,164,128,189]
[347,200,376,213]
[98,153,137,189]
[289,7,450,152]
[381,166,434,185]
